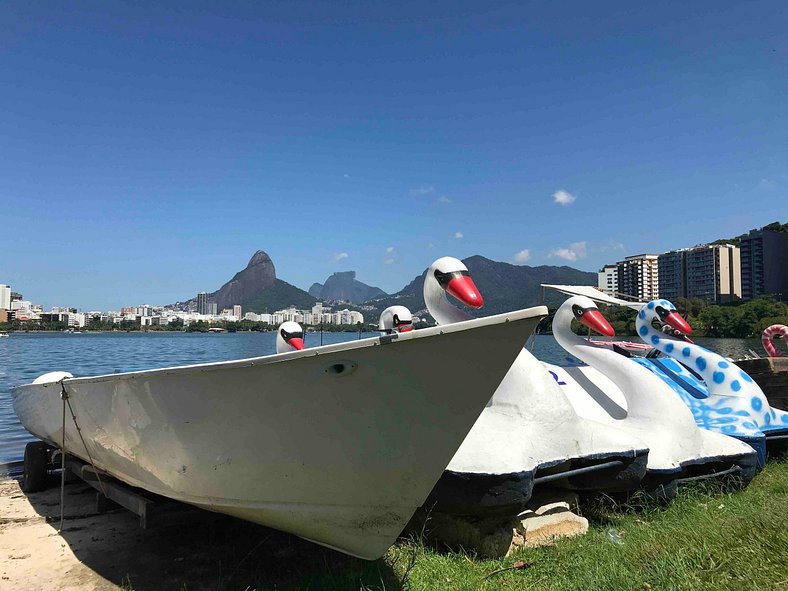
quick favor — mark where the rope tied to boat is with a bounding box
[58,380,107,531]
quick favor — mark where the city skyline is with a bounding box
[2,3,787,309]
[3,220,785,315]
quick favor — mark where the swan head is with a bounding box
[647,299,693,335]
[427,256,484,309]
[277,321,305,353]
[564,295,615,337]
[379,306,414,334]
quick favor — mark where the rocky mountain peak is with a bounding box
[211,250,277,310]
[309,270,387,304]
[247,250,276,271]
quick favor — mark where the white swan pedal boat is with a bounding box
[421,259,649,518]
[12,308,545,560]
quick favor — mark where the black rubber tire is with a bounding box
[22,441,49,493]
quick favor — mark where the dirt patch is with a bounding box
[0,476,399,590]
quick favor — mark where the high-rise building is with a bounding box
[197,292,210,315]
[208,302,218,316]
[658,244,741,303]
[657,250,686,302]
[616,254,659,301]
[0,285,10,310]
[686,244,740,303]
[740,225,788,301]
[233,305,242,318]
[597,265,618,297]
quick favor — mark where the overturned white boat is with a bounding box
[12,309,544,560]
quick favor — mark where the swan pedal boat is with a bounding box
[422,259,650,518]
[633,310,788,464]
[542,293,757,496]
[12,308,545,560]
[542,285,783,469]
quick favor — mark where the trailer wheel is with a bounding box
[22,441,49,492]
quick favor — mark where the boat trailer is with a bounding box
[19,441,200,529]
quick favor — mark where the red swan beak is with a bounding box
[665,312,693,335]
[580,309,615,337]
[288,337,305,350]
[446,275,484,309]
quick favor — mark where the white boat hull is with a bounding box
[12,308,545,559]
[543,363,758,478]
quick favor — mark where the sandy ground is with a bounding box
[0,473,348,591]
[1,476,138,590]
[0,471,590,590]
[0,475,223,591]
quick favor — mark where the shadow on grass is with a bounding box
[579,471,752,525]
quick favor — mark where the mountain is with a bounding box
[173,251,596,321]
[212,250,277,310]
[174,250,317,314]
[360,255,597,321]
[241,278,317,313]
[308,271,387,304]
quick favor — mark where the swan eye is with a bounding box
[434,269,470,289]
[571,304,599,320]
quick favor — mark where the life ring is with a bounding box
[762,324,788,357]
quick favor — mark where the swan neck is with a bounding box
[553,303,644,409]
[637,308,749,397]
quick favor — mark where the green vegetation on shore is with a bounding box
[4,295,786,339]
[0,318,368,334]
[183,319,366,333]
[583,296,788,339]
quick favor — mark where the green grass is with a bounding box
[380,461,788,591]
[122,462,788,590]
[267,462,788,591]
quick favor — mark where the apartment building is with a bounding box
[596,264,618,297]
[616,254,659,301]
[740,226,788,301]
[658,244,741,303]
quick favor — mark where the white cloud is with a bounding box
[437,195,452,204]
[410,186,435,196]
[333,252,349,262]
[386,246,395,253]
[513,249,531,263]
[343,173,350,178]
[759,178,776,190]
[553,189,576,206]
[427,242,435,249]
[384,257,396,265]
[454,231,464,239]
[549,241,587,261]
[598,240,625,253]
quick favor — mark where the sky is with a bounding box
[1,1,787,310]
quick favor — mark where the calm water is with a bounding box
[0,332,764,464]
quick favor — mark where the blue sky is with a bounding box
[1,1,786,310]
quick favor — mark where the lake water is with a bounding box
[0,332,764,464]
